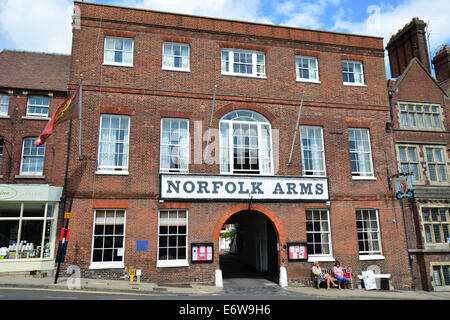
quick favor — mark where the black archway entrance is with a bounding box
[219,210,278,284]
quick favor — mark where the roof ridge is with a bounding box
[0,49,70,57]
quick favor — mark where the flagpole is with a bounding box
[78,74,83,160]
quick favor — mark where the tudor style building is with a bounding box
[0,50,70,273]
[386,18,450,291]
[60,1,414,288]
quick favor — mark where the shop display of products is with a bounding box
[1,241,44,259]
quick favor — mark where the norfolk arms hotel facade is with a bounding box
[57,1,414,287]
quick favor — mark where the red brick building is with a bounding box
[386,18,450,291]
[61,1,414,288]
[0,50,70,273]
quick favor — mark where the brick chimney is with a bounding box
[386,17,431,78]
[432,45,450,85]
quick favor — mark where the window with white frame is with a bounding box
[27,96,49,117]
[158,209,188,267]
[221,49,266,78]
[422,208,450,244]
[0,95,9,115]
[348,128,374,178]
[104,36,134,66]
[306,209,332,257]
[300,126,326,176]
[0,138,3,170]
[20,138,45,175]
[296,56,319,82]
[0,202,57,260]
[160,118,189,173]
[397,145,421,182]
[162,42,190,71]
[97,114,130,173]
[425,147,448,183]
[432,264,450,287]
[342,60,364,85]
[219,110,273,175]
[356,209,382,256]
[91,209,125,268]
[398,103,443,130]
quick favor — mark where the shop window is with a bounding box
[162,42,190,71]
[0,202,57,260]
[219,110,273,175]
[20,137,45,175]
[160,118,189,173]
[90,209,125,268]
[27,96,49,117]
[97,114,130,173]
[104,36,134,66]
[356,209,382,257]
[348,128,374,178]
[300,126,326,176]
[306,209,332,258]
[0,95,9,115]
[157,209,188,267]
[422,208,450,244]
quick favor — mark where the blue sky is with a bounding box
[0,0,448,77]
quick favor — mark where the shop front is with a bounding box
[0,184,62,273]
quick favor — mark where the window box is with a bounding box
[356,209,383,256]
[398,102,444,131]
[300,126,326,176]
[0,95,9,116]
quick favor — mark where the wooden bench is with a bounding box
[312,267,353,289]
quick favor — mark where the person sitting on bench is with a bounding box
[333,261,348,289]
[312,261,338,290]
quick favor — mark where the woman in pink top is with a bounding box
[333,261,348,289]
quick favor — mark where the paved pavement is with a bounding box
[0,273,449,300]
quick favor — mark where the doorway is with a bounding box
[219,210,279,284]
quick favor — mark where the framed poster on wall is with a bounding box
[287,242,308,261]
[191,243,214,263]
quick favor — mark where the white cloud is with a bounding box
[115,0,269,24]
[274,0,344,29]
[332,0,450,54]
[0,0,73,54]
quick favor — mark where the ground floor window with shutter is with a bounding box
[90,209,125,269]
[157,209,188,267]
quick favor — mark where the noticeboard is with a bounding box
[287,242,308,261]
[191,243,214,263]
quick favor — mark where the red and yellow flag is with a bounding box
[34,86,81,146]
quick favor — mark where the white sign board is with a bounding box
[0,184,62,202]
[160,174,329,202]
[361,270,377,290]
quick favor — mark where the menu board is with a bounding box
[287,242,308,261]
[191,243,214,263]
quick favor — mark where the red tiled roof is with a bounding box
[0,50,70,92]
